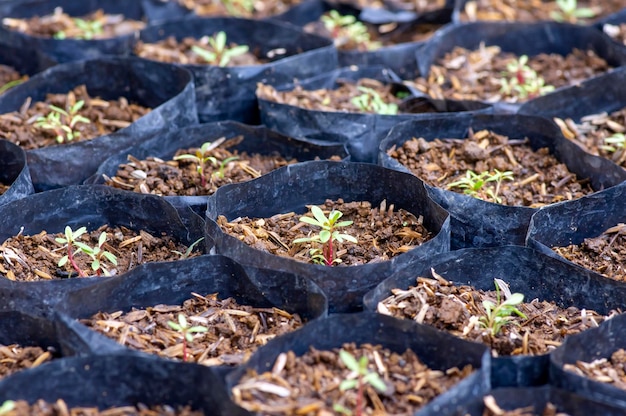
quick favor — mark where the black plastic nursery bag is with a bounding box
[137,16,337,124]
[0,139,33,207]
[0,56,197,191]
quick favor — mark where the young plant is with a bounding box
[171,237,205,259]
[55,226,89,277]
[34,100,90,143]
[220,0,255,16]
[0,77,25,95]
[292,206,357,266]
[446,169,514,204]
[333,349,387,416]
[479,279,527,337]
[600,133,626,153]
[351,86,398,115]
[550,0,596,23]
[191,31,249,67]
[173,140,239,188]
[72,231,118,276]
[167,313,208,362]
[54,17,104,39]
[0,401,14,415]
[499,55,555,100]
[321,10,381,51]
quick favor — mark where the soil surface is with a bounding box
[218,198,433,266]
[377,273,616,356]
[554,108,626,168]
[0,344,54,380]
[603,22,626,46]
[2,400,203,415]
[81,292,303,366]
[333,0,446,13]
[482,396,567,416]
[257,78,406,114]
[552,223,626,282]
[407,45,611,103]
[232,342,474,415]
[459,0,624,23]
[563,348,626,391]
[0,224,201,281]
[0,65,26,95]
[388,129,594,207]
[0,184,8,195]
[177,0,302,18]
[1,8,145,39]
[0,85,151,150]
[104,136,333,196]
[134,36,263,66]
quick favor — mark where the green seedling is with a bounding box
[0,401,14,415]
[351,86,398,115]
[172,237,205,259]
[55,226,88,277]
[321,10,381,51]
[499,55,555,100]
[54,17,104,39]
[167,313,208,362]
[479,279,527,337]
[174,139,239,188]
[191,31,249,67]
[293,206,357,266]
[220,0,255,16]
[34,100,90,143]
[550,0,596,23]
[333,349,387,416]
[0,78,25,95]
[72,231,118,276]
[600,133,626,153]
[447,169,514,204]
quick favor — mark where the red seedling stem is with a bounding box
[356,375,364,416]
[67,245,85,277]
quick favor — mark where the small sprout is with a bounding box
[293,206,357,266]
[351,86,398,115]
[447,169,514,204]
[0,77,25,95]
[550,0,596,23]
[220,0,255,16]
[55,226,88,277]
[321,10,381,51]
[54,17,104,39]
[73,231,118,276]
[34,100,91,143]
[600,133,626,153]
[333,349,387,416]
[0,401,14,415]
[174,139,239,188]
[167,313,208,362]
[191,31,249,67]
[479,279,527,337]
[499,55,555,101]
[172,237,205,259]
[55,227,117,277]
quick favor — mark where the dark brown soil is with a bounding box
[552,223,626,282]
[603,22,626,46]
[81,292,303,366]
[177,0,302,18]
[0,184,8,195]
[460,0,624,23]
[1,8,145,39]
[387,129,594,207]
[564,348,626,390]
[104,136,328,197]
[0,344,54,380]
[232,342,474,415]
[407,45,611,103]
[0,224,202,281]
[554,109,626,168]
[257,78,404,114]
[3,400,203,415]
[377,273,615,356]
[0,65,26,95]
[134,36,262,66]
[0,85,151,150]
[218,198,433,266]
[334,0,446,13]
[482,396,566,416]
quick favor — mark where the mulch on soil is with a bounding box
[0,65,26,95]
[218,198,433,266]
[81,292,303,366]
[407,44,611,103]
[604,22,626,46]
[0,344,54,380]
[552,223,626,282]
[0,399,203,415]
[0,84,151,150]
[232,342,474,415]
[388,128,594,207]
[377,272,617,356]
[1,8,145,39]
[176,0,302,18]
[564,348,626,391]
[0,224,201,281]
[482,395,565,416]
